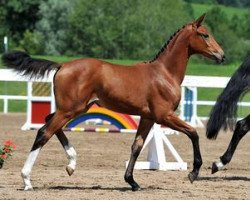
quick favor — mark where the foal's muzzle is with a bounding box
[213,52,225,64]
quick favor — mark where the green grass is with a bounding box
[0,81,27,112]
[196,88,250,117]
[186,61,239,76]
[191,3,248,18]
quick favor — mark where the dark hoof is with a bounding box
[66,166,74,176]
[129,181,140,191]
[0,161,3,169]
[125,176,141,191]
[188,172,198,183]
[211,162,219,174]
[132,184,141,191]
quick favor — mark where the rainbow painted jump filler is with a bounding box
[2,14,225,191]
[64,106,138,133]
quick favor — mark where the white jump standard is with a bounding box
[126,124,187,171]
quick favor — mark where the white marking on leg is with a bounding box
[88,98,99,104]
[215,159,225,170]
[21,147,41,191]
[65,143,77,171]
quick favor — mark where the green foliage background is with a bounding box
[0,0,249,62]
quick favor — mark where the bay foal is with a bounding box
[2,14,224,191]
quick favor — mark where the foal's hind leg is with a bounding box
[212,115,250,174]
[160,113,202,183]
[47,100,100,176]
[21,111,75,191]
[124,118,154,191]
[46,113,77,176]
[21,99,99,190]
[56,131,77,176]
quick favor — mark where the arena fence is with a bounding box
[1,69,250,128]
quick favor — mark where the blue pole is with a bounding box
[184,87,193,122]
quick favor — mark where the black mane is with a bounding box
[149,24,187,63]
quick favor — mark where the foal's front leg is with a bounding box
[212,115,250,174]
[161,112,202,183]
[124,118,154,191]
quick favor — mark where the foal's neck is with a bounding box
[156,30,191,84]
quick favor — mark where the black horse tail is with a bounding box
[1,51,61,79]
[206,56,250,140]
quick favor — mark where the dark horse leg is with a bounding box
[161,113,202,183]
[124,118,154,191]
[211,115,250,174]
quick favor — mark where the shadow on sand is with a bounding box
[48,185,169,192]
[198,176,250,181]
[48,185,132,192]
[16,176,250,192]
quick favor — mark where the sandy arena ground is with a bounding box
[0,113,249,200]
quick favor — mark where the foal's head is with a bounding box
[188,14,225,63]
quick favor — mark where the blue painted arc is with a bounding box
[65,113,126,129]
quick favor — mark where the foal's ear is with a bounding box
[193,13,206,27]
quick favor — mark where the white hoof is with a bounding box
[21,172,33,191]
[24,185,34,191]
[215,159,225,170]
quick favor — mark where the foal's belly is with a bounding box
[94,95,151,117]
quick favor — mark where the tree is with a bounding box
[183,0,216,4]
[184,0,250,7]
[237,12,250,58]
[19,30,44,54]
[121,0,192,59]
[0,0,42,52]
[216,0,250,7]
[68,0,133,58]
[205,6,241,62]
[36,0,76,55]
[0,0,41,43]
[240,12,250,40]
[68,0,192,59]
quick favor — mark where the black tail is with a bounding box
[1,51,61,79]
[206,56,250,139]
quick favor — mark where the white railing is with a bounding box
[0,69,249,127]
[0,69,54,113]
[180,76,250,126]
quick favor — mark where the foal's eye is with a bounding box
[201,34,209,39]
